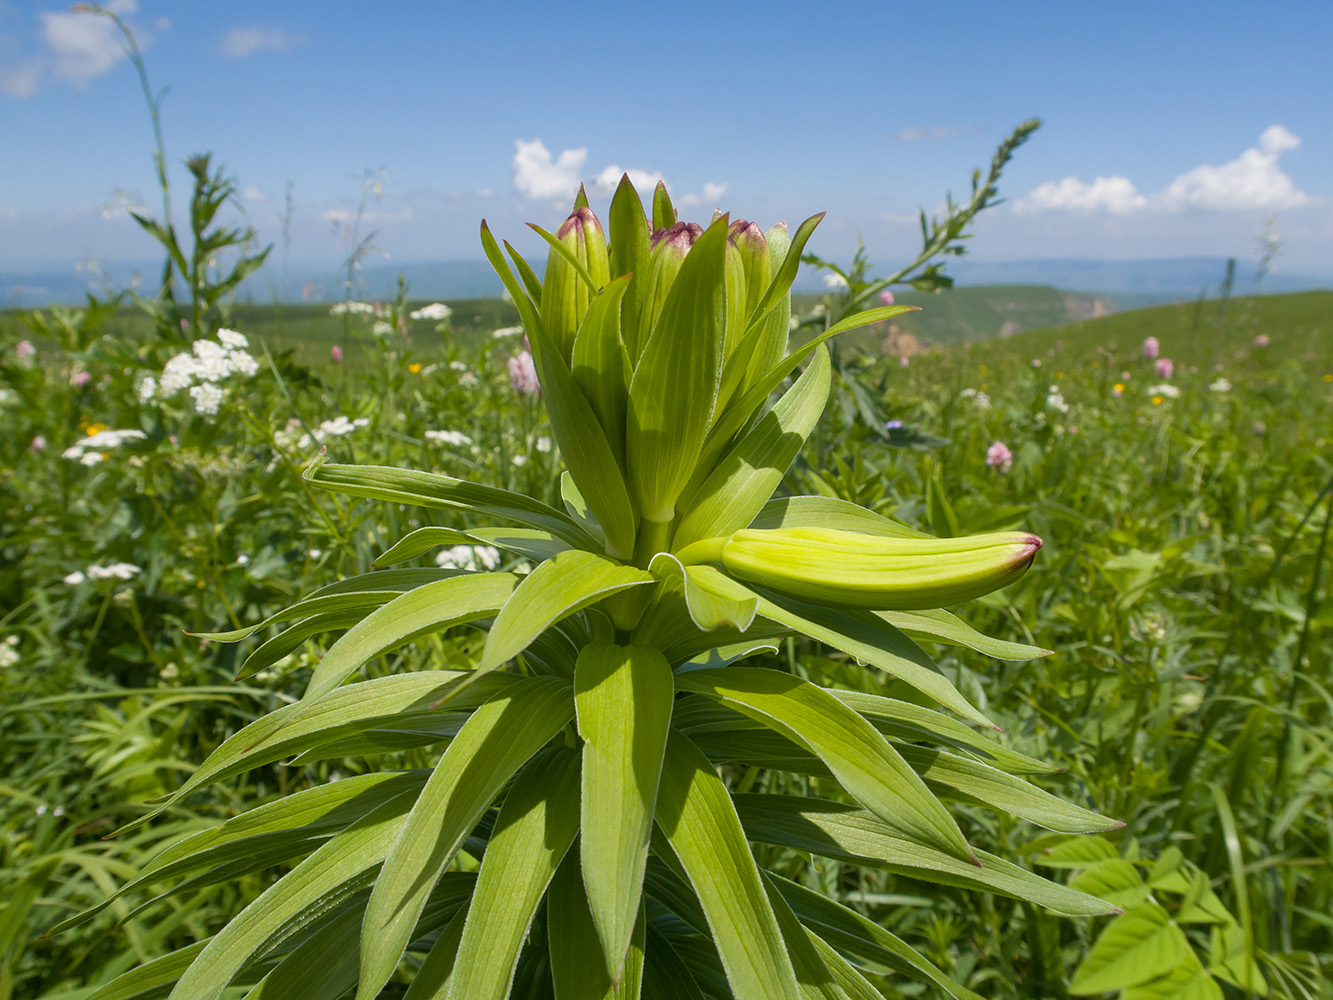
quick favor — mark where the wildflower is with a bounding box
[986,441,1013,471]
[1155,358,1174,379]
[1151,395,1163,406]
[0,388,15,406]
[508,351,540,395]
[190,383,226,416]
[62,428,147,464]
[64,571,86,585]
[536,436,553,453]
[425,430,473,447]
[880,290,895,306]
[237,554,250,566]
[330,301,375,316]
[0,636,19,668]
[1253,334,1269,348]
[331,345,343,362]
[823,272,849,290]
[1046,386,1069,414]
[138,376,158,402]
[1112,383,1125,397]
[491,326,524,339]
[1209,377,1232,392]
[85,563,141,581]
[885,420,904,430]
[70,370,91,388]
[155,330,259,398]
[408,363,423,374]
[958,387,990,410]
[1324,374,1333,383]
[1147,383,1180,399]
[15,340,35,366]
[1142,336,1160,360]
[217,328,249,349]
[1031,358,1042,368]
[410,303,452,322]
[30,435,45,451]
[372,321,394,338]
[899,356,909,368]
[513,454,529,467]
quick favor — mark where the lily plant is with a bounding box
[66,179,1118,1000]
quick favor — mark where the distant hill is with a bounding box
[942,256,1330,298]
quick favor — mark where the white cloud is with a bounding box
[1015,175,1148,215]
[0,58,42,97]
[241,186,268,202]
[219,26,307,59]
[1157,125,1309,211]
[893,124,975,142]
[1016,126,1311,216]
[592,165,664,195]
[39,0,135,88]
[678,181,729,207]
[512,139,587,200]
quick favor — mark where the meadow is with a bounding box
[1,274,1329,998]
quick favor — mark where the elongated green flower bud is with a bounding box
[632,221,702,362]
[677,526,1042,610]
[740,222,791,396]
[729,220,770,324]
[541,205,611,361]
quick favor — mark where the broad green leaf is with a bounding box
[1034,835,1120,869]
[571,273,633,464]
[561,471,608,547]
[86,940,211,1000]
[655,730,800,1000]
[304,573,518,700]
[120,672,506,831]
[448,748,581,1000]
[241,889,370,1000]
[288,711,469,762]
[760,873,848,1000]
[808,933,894,1000]
[529,310,639,559]
[400,908,469,1000]
[374,526,571,567]
[878,607,1051,660]
[896,745,1121,833]
[674,346,832,548]
[735,795,1115,916]
[357,677,574,1000]
[477,550,655,675]
[549,854,646,1000]
[749,496,927,539]
[742,213,824,339]
[832,690,1055,774]
[608,173,651,350]
[1069,859,1153,909]
[627,217,728,522]
[676,667,974,862]
[1069,903,1195,995]
[57,772,428,934]
[682,566,991,726]
[675,639,781,673]
[170,790,418,1000]
[766,873,984,1000]
[647,555,758,633]
[1207,920,1268,994]
[1123,963,1223,1000]
[575,644,674,975]
[304,459,598,550]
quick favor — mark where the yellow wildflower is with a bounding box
[408,363,423,374]
[1151,395,1164,406]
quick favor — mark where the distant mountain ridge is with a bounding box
[2,255,1327,309]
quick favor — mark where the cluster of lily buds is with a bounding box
[481,178,1041,615]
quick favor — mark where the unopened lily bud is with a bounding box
[734,221,791,396]
[541,205,611,361]
[633,221,703,362]
[678,526,1042,610]
[728,220,770,322]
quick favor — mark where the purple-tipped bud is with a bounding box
[541,206,611,362]
[728,219,770,322]
[634,222,704,360]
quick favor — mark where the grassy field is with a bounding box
[2,285,1329,998]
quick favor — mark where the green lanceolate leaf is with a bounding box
[550,854,638,1000]
[735,795,1115,916]
[679,566,991,726]
[574,644,674,977]
[676,667,974,863]
[645,554,759,633]
[241,889,369,1000]
[374,526,572,567]
[447,748,581,1000]
[357,676,575,1000]
[654,729,800,1000]
[674,345,831,547]
[651,180,676,231]
[608,174,651,342]
[304,460,599,550]
[86,940,212,1000]
[234,609,376,680]
[749,496,927,539]
[401,908,469,1000]
[878,607,1050,660]
[120,672,507,832]
[529,307,639,559]
[303,573,519,700]
[561,471,608,548]
[476,550,655,676]
[169,790,418,1000]
[627,217,728,523]
[760,873,851,1000]
[1068,904,1196,995]
[766,874,984,1000]
[193,584,429,642]
[640,923,708,1000]
[571,274,633,465]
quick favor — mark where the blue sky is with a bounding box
[2,0,1330,281]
